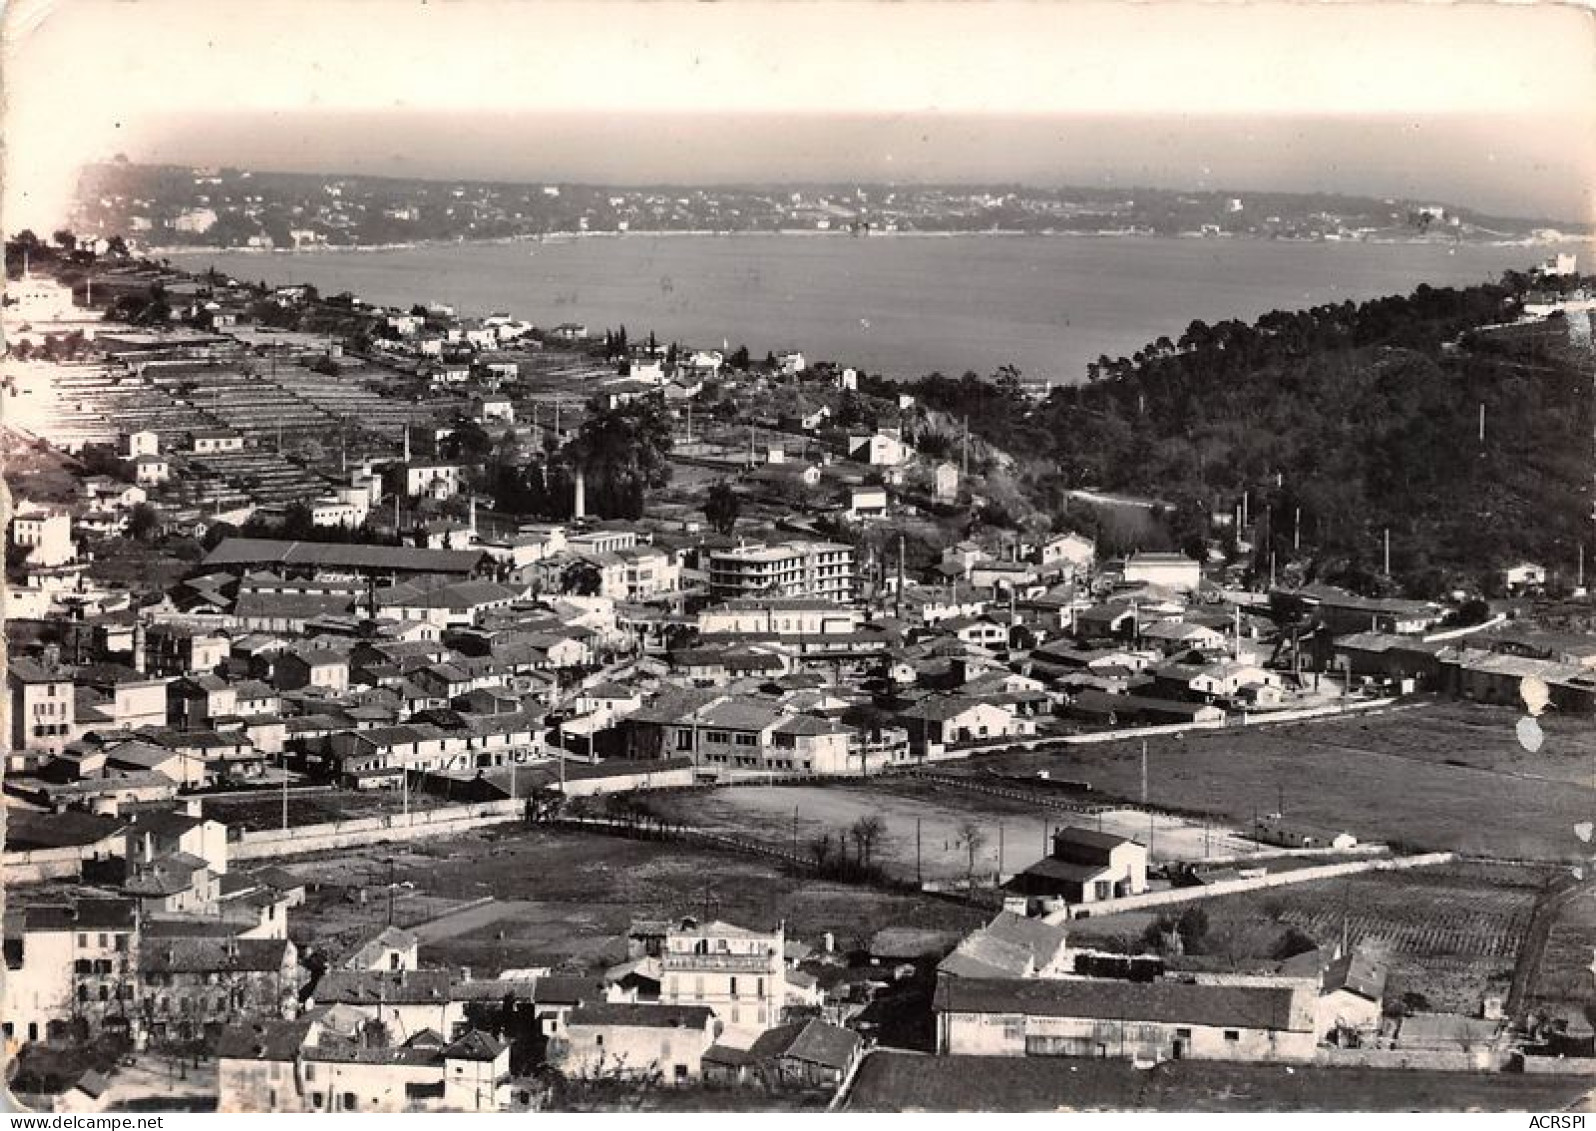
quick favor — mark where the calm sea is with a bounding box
[169,235,1591,383]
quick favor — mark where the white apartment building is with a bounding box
[707,541,855,603]
[660,919,786,1046]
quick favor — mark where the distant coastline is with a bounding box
[145,227,1587,260]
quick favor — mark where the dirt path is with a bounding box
[1507,872,1590,1020]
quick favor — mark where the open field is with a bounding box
[844,1051,1595,1112]
[279,825,987,973]
[967,701,1596,860]
[648,781,1257,883]
[1063,860,1549,1015]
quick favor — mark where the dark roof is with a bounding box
[315,969,454,1005]
[143,937,291,975]
[442,1030,507,1061]
[568,1004,715,1029]
[1019,857,1116,884]
[531,974,602,1006]
[215,1016,318,1062]
[1054,826,1138,852]
[933,977,1308,1032]
[747,1018,860,1071]
[1323,949,1387,1003]
[24,899,138,932]
[204,537,483,575]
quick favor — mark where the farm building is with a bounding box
[1009,828,1148,906]
[933,976,1318,1064]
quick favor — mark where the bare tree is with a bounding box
[809,832,835,871]
[850,815,888,872]
[954,820,988,893]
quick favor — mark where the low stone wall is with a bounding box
[1520,1055,1596,1076]
[559,765,697,797]
[1046,851,1456,923]
[1316,1046,1504,1072]
[230,800,524,861]
[2,846,96,885]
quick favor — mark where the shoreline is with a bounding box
[148,228,1589,259]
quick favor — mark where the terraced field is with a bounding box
[1175,861,1551,1013]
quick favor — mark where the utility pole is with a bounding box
[916,817,923,887]
[1479,402,1486,446]
[387,858,396,927]
[1293,506,1301,552]
[961,417,969,478]
[1140,740,1148,806]
[281,756,289,832]
[1383,528,1391,576]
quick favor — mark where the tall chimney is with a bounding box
[468,495,477,535]
[132,622,147,675]
[573,470,586,520]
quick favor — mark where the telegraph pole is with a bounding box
[915,818,923,887]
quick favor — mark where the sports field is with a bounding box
[967,701,1596,860]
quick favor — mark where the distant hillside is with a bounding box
[879,272,1594,598]
[68,161,1587,249]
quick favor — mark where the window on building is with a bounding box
[1094,881,1111,901]
[1224,1030,1240,1042]
[729,976,738,999]
[675,730,694,751]
[305,1065,316,1082]
[343,1093,357,1111]
[735,733,756,747]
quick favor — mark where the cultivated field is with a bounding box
[968,701,1596,860]
[278,825,987,973]
[1064,860,1550,1015]
[844,1051,1595,1112]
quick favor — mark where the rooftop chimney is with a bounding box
[573,470,586,520]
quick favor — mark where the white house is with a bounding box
[1503,562,1546,592]
[11,503,75,568]
[848,429,907,467]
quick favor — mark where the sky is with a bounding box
[4,0,1595,230]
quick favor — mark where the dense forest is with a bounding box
[870,271,1594,598]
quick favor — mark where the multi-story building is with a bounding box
[2,899,140,1050]
[140,937,301,1044]
[653,918,786,1046]
[11,503,76,568]
[696,599,863,638]
[625,694,857,776]
[707,541,855,603]
[9,654,77,770]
